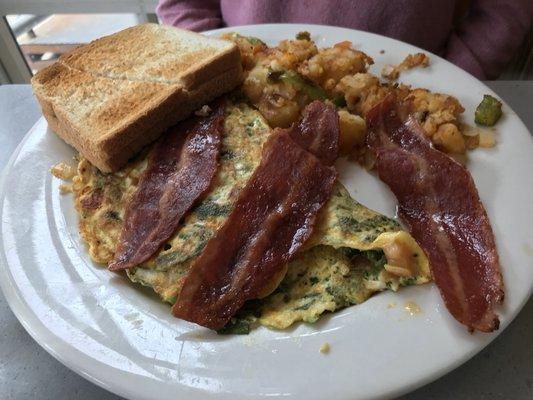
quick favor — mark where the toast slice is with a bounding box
[32,24,243,172]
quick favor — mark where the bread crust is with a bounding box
[31,24,243,172]
[97,66,243,172]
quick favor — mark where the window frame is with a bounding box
[0,0,157,83]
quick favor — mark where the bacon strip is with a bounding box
[173,130,338,330]
[366,94,504,332]
[108,104,224,271]
[81,189,103,210]
[288,100,339,165]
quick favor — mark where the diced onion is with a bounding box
[479,129,496,148]
[365,280,387,290]
[461,124,481,137]
[384,264,413,277]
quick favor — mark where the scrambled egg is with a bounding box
[74,102,270,302]
[236,185,430,330]
[71,102,430,331]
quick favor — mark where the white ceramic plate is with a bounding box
[1,24,533,400]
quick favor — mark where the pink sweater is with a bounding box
[156,0,533,79]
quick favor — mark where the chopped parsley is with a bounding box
[362,250,387,279]
[195,201,232,220]
[401,277,417,286]
[339,215,400,241]
[217,318,251,335]
[105,210,120,221]
[220,149,236,160]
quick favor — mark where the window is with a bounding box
[8,14,142,74]
[0,1,158,83]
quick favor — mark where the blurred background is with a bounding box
[0,1,531,83]
[0,1,159,83]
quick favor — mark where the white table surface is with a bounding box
[0,83,532,400]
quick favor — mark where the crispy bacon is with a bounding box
[366,94,504,332]
[108,103,224,271]
[173,130,338,330]
[288,100,339,165]
[81,189,103,209]
[172,101,339,329]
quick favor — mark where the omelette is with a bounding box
[70,101,430,332]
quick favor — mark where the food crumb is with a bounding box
[319,343,330,354]
[195,105,212,117]
[404,301,422,316]
[387,302,397,309]
[59,184,73,194]
[382,52,429,80]
[51,161,76,180]
[380,49,385,54]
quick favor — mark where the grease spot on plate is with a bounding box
[404,301,422,316]
[124,312,140,321]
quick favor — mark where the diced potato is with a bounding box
[338,110,366,155]
[464,134,480,150]
[273,39,318,70]
[460,124,495,149]
[432,123,466,153]
[299,46,373,91]
[258,98,300,128]
[335,73,382,115]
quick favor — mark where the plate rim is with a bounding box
[1,23,532,400]
[0,117,144,400]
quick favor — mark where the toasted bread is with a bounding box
[32,24,243,172]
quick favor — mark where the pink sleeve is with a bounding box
[445,0,533,79]
[156,0,222,32]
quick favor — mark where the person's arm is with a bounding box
[156,0,222,32]
[445,0,533,79]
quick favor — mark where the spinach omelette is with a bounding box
[69,101,430,332]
